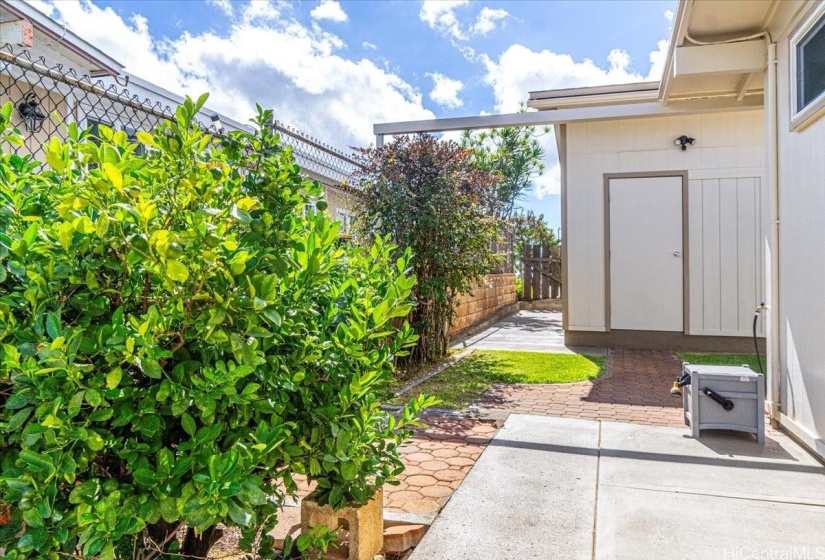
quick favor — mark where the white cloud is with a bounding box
[362,41,377,50]
[664,9,675,22]
[470,7,508,36]
[647,39,670,82]
[420,1,509,40]
[482,41,669,195]
[310,0,348,23]
[420,0,468,40]
[241,1,283,23]
[206,0,233,18]
[36,0,433,150]
[427,72,464,109]
[482,41,668,113]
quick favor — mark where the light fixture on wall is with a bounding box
[210,113,223,132]
[16,91,46,133]
[674,135,695,151]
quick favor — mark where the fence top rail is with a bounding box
[0,44,363,189]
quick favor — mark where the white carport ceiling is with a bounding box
[687,0,778,42]
[663,0,778,103]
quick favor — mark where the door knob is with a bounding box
[673,251,681,257]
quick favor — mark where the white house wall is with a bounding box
[565,110,766,336]
[773,5,825,454]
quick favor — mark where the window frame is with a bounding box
[790,2,825,131]
[84,116,114,145]
[336,208,353,235]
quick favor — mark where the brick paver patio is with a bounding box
[285,414,498,519]
[474,348,685,427]
[387,415,498,515]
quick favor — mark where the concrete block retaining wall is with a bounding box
[449,274,517,336]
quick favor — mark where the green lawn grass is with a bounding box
[676,352,764,374]
[391,350,605,410]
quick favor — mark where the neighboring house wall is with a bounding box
[771,0,825,456]
[563,110,766,344]
[324,186,357,235]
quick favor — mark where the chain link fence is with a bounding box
[0,44,362,190]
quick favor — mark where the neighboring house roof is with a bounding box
[0,0,123,76]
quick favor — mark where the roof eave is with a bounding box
[659,0,694,105]
[2,0,124,76]
[528,86,661,110]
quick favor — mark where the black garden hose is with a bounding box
[754,303,766,375]
[703,387,734,411]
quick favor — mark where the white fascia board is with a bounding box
[674,40,767,77]
[374,95,763,135]
[660,0,694,104]
[527,89,660,110]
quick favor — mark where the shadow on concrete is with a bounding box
[489,313,563,333]
[690,431,797,461]
[488,437,820,473]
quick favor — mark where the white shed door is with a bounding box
[609,176,683,332]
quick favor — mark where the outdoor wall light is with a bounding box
[674,135,695,150]
[210,113,223,132]
[16,91,46,133]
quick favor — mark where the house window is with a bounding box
[124,126,147,156]
[797,18,825,109]
[337,209,354,235]
[85,118,112,145]
[792,4,825,128]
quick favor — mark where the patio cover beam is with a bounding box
[374,95,763,140]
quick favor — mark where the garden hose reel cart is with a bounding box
[680,363,765,444]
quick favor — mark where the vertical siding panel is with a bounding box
[755,177,766,337]
[688,179,705,335]
[736,178,757,334]
[717,112,737,146]
[633,118,653,151]
[702,179,722,332]
[588,154,606,329]
[566,149,587,328]
[735,111,756,144]
[719,179,739,333]
[700,113,721,147]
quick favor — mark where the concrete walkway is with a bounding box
[411,415,825,560]
[458,310,606,355]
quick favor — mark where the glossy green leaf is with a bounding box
[102,162,123,189]
[167,260,189,282]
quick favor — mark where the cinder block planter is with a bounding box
[300,489,383,560]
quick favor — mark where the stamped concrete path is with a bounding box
[458,310,606,355]
[411,415,825,560]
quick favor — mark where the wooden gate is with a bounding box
[522,244,561,300]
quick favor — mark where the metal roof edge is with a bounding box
[528,81,661,102]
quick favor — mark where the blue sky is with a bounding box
[37,0,676,232]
